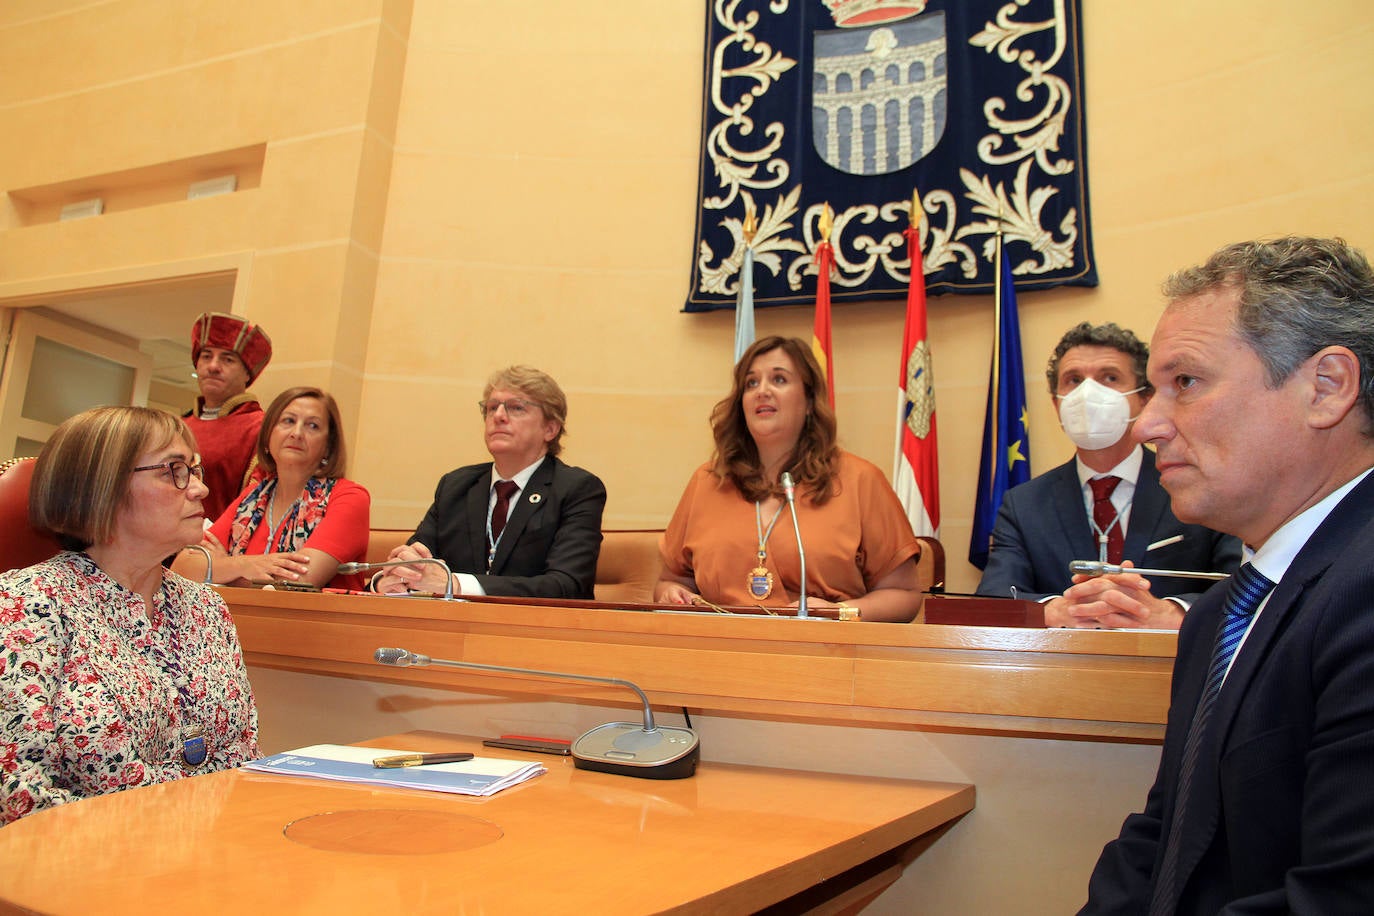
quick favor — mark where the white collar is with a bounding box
[1248,467,1374,583]
[490,456,546,493]
[1075,444,1143,489]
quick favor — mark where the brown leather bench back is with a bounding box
[364,527,664,604]
[0,458,62,573]
[593,529,663,604]
[363,527,938,608]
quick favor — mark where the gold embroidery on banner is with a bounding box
[703,0,798,212]
[697,0,1081,295]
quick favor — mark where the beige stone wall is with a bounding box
[0,0,412,448]
[2,1,1371,597]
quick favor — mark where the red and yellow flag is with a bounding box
[894,191,939,537]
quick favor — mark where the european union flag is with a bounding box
[969,248,1032,569]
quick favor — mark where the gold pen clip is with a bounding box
[371,753,423,769]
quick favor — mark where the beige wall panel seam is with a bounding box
[0,21,385,112]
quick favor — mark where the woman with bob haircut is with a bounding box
[0,406,259,825]
[173,386,370,590]
[654,336,923,622]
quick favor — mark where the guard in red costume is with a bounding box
[182,312,273,521]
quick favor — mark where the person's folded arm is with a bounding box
[975,497,1051,601]
[173,540,312,587]
[803,559,922,623]
[372,541,438,593]
[292,548,345,588]
[654,569,699,605]
[1046,563,1184,629]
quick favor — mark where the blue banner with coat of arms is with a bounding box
[686,0,1096,311]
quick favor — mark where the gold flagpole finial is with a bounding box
[818,202,834,244]
[909,189,922,229]
[742,198,758,246]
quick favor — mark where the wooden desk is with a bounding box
[0,731,974,915]
[226,589,1176,742]
[922,594,1047,628]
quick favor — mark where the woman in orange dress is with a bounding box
[654,336,922,622]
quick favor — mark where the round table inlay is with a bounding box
[283,808,503,854]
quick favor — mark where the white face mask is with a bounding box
[1056,378,1144,451]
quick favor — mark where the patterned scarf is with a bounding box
[228,476,337,555]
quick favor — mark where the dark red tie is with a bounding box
[1089,475,1124,564]
[490,480,520,544]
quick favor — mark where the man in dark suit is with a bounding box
[1081,236,1374,913]
[977,322,1240,627]
[375,366,606,599]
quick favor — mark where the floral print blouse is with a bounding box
[1,552,259,825]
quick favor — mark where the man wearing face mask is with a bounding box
[976,322,1241,628]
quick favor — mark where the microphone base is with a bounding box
[571,722,700,780]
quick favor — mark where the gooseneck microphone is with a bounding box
[375,647,659,729]
[182,544,214,584]
[373,647,699,779]
[1069,560,1230,581]
[780,472,808,619]
[337,557,455,599]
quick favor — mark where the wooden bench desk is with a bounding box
[224,588,1175,742]
[0,731,974,914]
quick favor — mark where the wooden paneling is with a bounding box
[227,590,1175,743]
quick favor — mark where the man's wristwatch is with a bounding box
[836,602,861,621]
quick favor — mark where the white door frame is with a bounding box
[0,309,152,456]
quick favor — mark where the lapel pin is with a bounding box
[528,493,542,504]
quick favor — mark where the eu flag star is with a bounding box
[1006,440,1027,469]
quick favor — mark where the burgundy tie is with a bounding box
[490,480,520,544]
[1088,475,1124,564]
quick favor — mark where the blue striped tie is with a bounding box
[1149,562,1275,915]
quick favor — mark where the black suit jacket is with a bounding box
[1082,470,1374,914]
[976,449,1241,601]
[411,455,606,599]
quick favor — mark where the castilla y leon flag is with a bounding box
[894,194,939,537]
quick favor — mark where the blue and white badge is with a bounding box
[748,566,774,600]
[180,726,207,770]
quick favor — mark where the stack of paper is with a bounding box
[242,744,545,797]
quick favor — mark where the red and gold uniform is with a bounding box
[182,393,264,521]
[181,313,273,521]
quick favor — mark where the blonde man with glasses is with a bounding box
[374,366,607,599]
